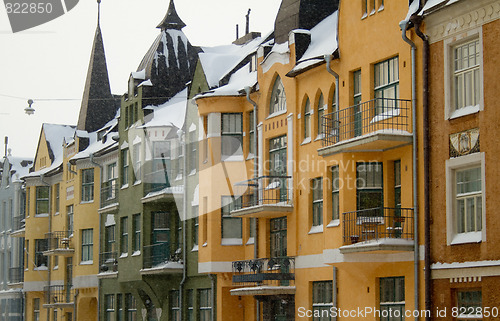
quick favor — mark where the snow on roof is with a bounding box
[199,34,268,89]
[25,124,76,178]
[131,69,146,80]
[297,11,339,63]
[71,131,118,162]
[198,63,257,98]
[141,88,188,129]
[6,156,33,181]
[138,79,153,87]
[159,29,191,69]
[405,0,461,19]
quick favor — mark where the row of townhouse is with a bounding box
[7,0,499,321]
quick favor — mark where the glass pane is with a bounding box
[476,196,482,231]
[466,198,475,232]
[457,199,465,233]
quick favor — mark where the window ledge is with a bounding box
[202,242,207,247]
[34,266,48,271]
[80,200,94,204]
[35,214,49,218]
[451,232,482,245]
[246,237,255,245]
[189,170,197,176]
[308,225,324,235]
[191,245,199,252]
[132,251,141,257]
[449,105,480,120]
[121,184,129,189]
[133,180,142,186]
[314,134,325,142]
[326,219,340,228]
[80,261,93,265]
[246,154,255,161]
[266,109,287,120]
[54,212,60,216]
[301,137,312,145]
[119,253,128,258]
[221,238,243,246]
[222,155,244,162]
[53,266,59,270]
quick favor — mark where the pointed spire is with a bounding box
[77,0,117,133]
[97,0,101,26]
[157,0,186,30]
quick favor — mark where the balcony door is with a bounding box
[152,211,170,265]
[353,70,362,137]
[269,136,287,202]
[270,217,287,258]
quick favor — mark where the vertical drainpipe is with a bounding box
[324,55,339,319]
[40,174,52,321]
[400,20,419,320]
[412,14,431,321]
[245,86,260,321]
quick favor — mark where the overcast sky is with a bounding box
[0,0,281,158]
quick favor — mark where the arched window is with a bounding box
[317,93,326,137]
[304,98,311,140]
[269,76,286,115]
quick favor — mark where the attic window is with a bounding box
[249,54,258,72]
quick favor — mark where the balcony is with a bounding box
[99,180,119,213]
[340,207,414,254]
[98,252,118,278]
[230,257,295,296]
[10,215,25,237]
[8,267,24,287]
[43,231,74,256]
[319,98,413,156]
[142,170,183,203]
[140,243,183,275]
[44,285,75,308]
[230,176,293,218]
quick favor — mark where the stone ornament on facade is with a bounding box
[449,128,480,157]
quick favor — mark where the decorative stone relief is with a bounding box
[449,128,479,157]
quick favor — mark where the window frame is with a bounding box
[444,27,484,120]
[33,298,40,321]
[67,205,74,236]
[133,143,141,183]
[221,113,243,159]
[121,148,129,187]
[221,196,242,241]
[312,281,333,321]
[104,294,115,321]
[126,293,137,321]
[81,228,94,262]
[312,177,323,227]
[303,98,312,141]
[331,166,340,221]
[81,168,95,202]
[170,290,181,321]
[199,288,212,321]
[374,56,399,115]
[269,76,287,115]
[34,239,48,268]
[248,110,255,156]
[446,152,486,245]
[132,214,141,252]
[121,217,128,255]
[356,162,383,211]
[379,276,405,321]
[35,186,49,216]
[456,290,482,321]
[317,93,326,138]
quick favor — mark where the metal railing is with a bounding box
[9,267,24,284]
[321,98,411,146]
[143,243,181,269]
[233,176,292,210]
[99,251,118,273]
[44,285,75,305]
[342,207,414,245]
[232,257,295,286]
[12,215,25,231]
[100,180,119,208]
[45,231,72,251]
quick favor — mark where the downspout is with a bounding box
[325,55,339,320]
[412,14,431,321]
[178,129,188,321]
[400,19,419,320]
[245,86,260,321]
[40,173,52,321]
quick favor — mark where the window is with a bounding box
[193,206,199,247]
[249,53,258,72]
[34,239,48,268]
[133,143,141,182]
[374,56,399,114]
[171,290,180,321]
[248,217,256,241]
[53,308,58,321]
[54,183,60,213]
[187,289,194,321]
[35,186,49,215]
[104,294,115,321]
[117,294,123,321]
[394,161,401,209]
[304,98,312,140]
[269,136,287,176]
[133,214,141,252]
[81,229,93,262]
[25,240,29,270]
[105,225,115,253]
[121,217,128,255]
[221,113,243,158]
[26,187,30,217]
[33,298,40,321]
[126,294,137,321]
[357,163,383,211]
[81,169,94,202]
[354,70,362,105]
[248,110,255,156]
[106,162,118,200]
[317,93,326,137]
[446,153,485,245]
[331,166,340,221]
[456,290,482,321]
[121,149,129,186]
[313,281,333,321]
[221,196,242,240]
[153,141,171,186]
[199,288,212,321]
[312,178,323,227]
[189,130,197,173]
[453,39,481,111]
[269,76,286,115]
[380,277,405,321]
[67,205,74,236]
[361,0,368,17]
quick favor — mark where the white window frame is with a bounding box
[444,27,484,120]
[446,152,486,245]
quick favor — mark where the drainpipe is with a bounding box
[40,173,52,321]
[178,129,188,321]
[333,267,338,321]
[245,86,260,321]
[412,13,431,321]
[324,55,340,109]
[400,20,419,320]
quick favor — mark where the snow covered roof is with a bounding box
[3,156,33,182]
[297,11,338,63]
[141,88,188,129]
[198,63,257,98]
[71,131,118,162]
[404,0,462,19]
[25,124,76,178]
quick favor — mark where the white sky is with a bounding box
[0,0,281,158]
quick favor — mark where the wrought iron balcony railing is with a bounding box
[8,267,24,284]
[99,251,118,273]
[143,243,181,269]
[45,231,73,251]
[342,207,414,245]
[232,257,295,286]
[233,176,292,210]
[44,285,75,305]
[100,180,119,208]
[321,98,411,147]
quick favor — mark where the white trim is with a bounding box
[308,225,323,235]
[198,261,233,273]
[326,219,340,228]
[221,238,243,246]
[323,245,425,264]
[295,253,329,269]
[445,152,486,245]
[72,275,98,288]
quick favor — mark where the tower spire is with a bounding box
[97,0,101,26]
[157,0,186,30]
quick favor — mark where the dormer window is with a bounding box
[249,54,258,72]
[269,76,286,115]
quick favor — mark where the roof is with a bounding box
[2,156,33,183]
[141,88,188,129]
[156,0,186,30]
